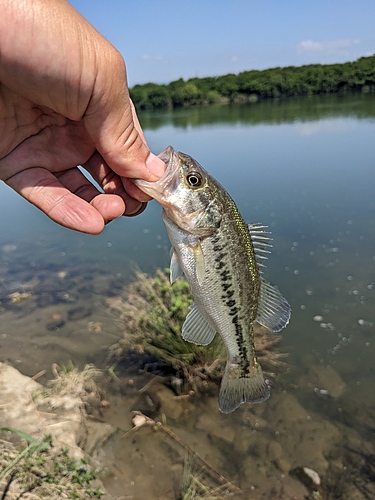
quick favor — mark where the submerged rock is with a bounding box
[68,306,92,321]
[299,364,346,399]
[303,466,321,486]
[291,465,323,497]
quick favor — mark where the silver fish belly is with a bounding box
[134,146,291,413]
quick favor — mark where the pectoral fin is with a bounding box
[182,302,216,345]
[169,248,184,284]
[189,240,205,285]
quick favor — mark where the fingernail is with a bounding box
[146,153,166,178]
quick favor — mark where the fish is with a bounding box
[134,146,291,413]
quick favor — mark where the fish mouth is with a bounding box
[133,146,180,205]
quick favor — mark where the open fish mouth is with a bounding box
[133,146,180,204]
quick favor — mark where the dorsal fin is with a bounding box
[248,223,273,273]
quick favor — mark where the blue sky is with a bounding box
[71,0,375,87]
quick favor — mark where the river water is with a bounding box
[0,93,374,499]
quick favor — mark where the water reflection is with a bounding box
[138,93,375,130]
[0,94,374,499]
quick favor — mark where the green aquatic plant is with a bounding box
[0,430,105,499]
[107,269,225,380]
[107,269,287,388]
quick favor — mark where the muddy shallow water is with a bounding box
[0,94,375,499]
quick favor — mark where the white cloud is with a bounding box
[231,55,239,63]
[297,39,361,56]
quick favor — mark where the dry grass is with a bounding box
[46,363,104,415]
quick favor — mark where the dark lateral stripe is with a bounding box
[211,236,249,377]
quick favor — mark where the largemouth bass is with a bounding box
[134,146,291,413]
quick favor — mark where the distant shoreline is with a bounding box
[131,55,375,110]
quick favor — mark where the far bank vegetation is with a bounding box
[130,55,375,110]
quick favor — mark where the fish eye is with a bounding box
[186,172,203,188]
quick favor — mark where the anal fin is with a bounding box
[256,277,291,332]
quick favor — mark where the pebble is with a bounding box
[313,315,324,322]
[303,466,321,486]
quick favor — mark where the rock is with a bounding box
[46,318,66,331]
[276,457,291,472]
[153,383,185,421]
[303,466,321,486]
[267,440,283,460]
[196,412,236,444]
[291,465,323,496]
[299,364,346,399]
[7,291,33,303]
[68,306,92,321]
[266,440,291,472]
[84,419,115,455]
[264,392,340,473]
[313,315,324,322]
[0,362,114,460]
[131,392,161,417]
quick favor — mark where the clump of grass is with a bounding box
[0,429,105,499]
[46,362,104,415]
[107,269,287,387]
[107,269,225,382]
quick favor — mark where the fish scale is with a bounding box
[135,146,291,413]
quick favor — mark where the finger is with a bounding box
[56,168,126,219]
[6,167,122,234]
[130,100,147,145]
[83,151,152,209]
[84,57,166,181]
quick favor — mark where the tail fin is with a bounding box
[218,361,270,414]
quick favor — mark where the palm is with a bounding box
[0,102,131,233]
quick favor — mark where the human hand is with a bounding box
[0,0,165,234]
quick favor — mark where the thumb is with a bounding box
[83,50,165,181]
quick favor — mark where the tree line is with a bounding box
[130,55,375,110]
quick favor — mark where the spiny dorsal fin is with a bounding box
[248,223,273,273]
[256,277,291,332]
[182,302,217,346]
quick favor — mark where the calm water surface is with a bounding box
[0,94,374,499]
